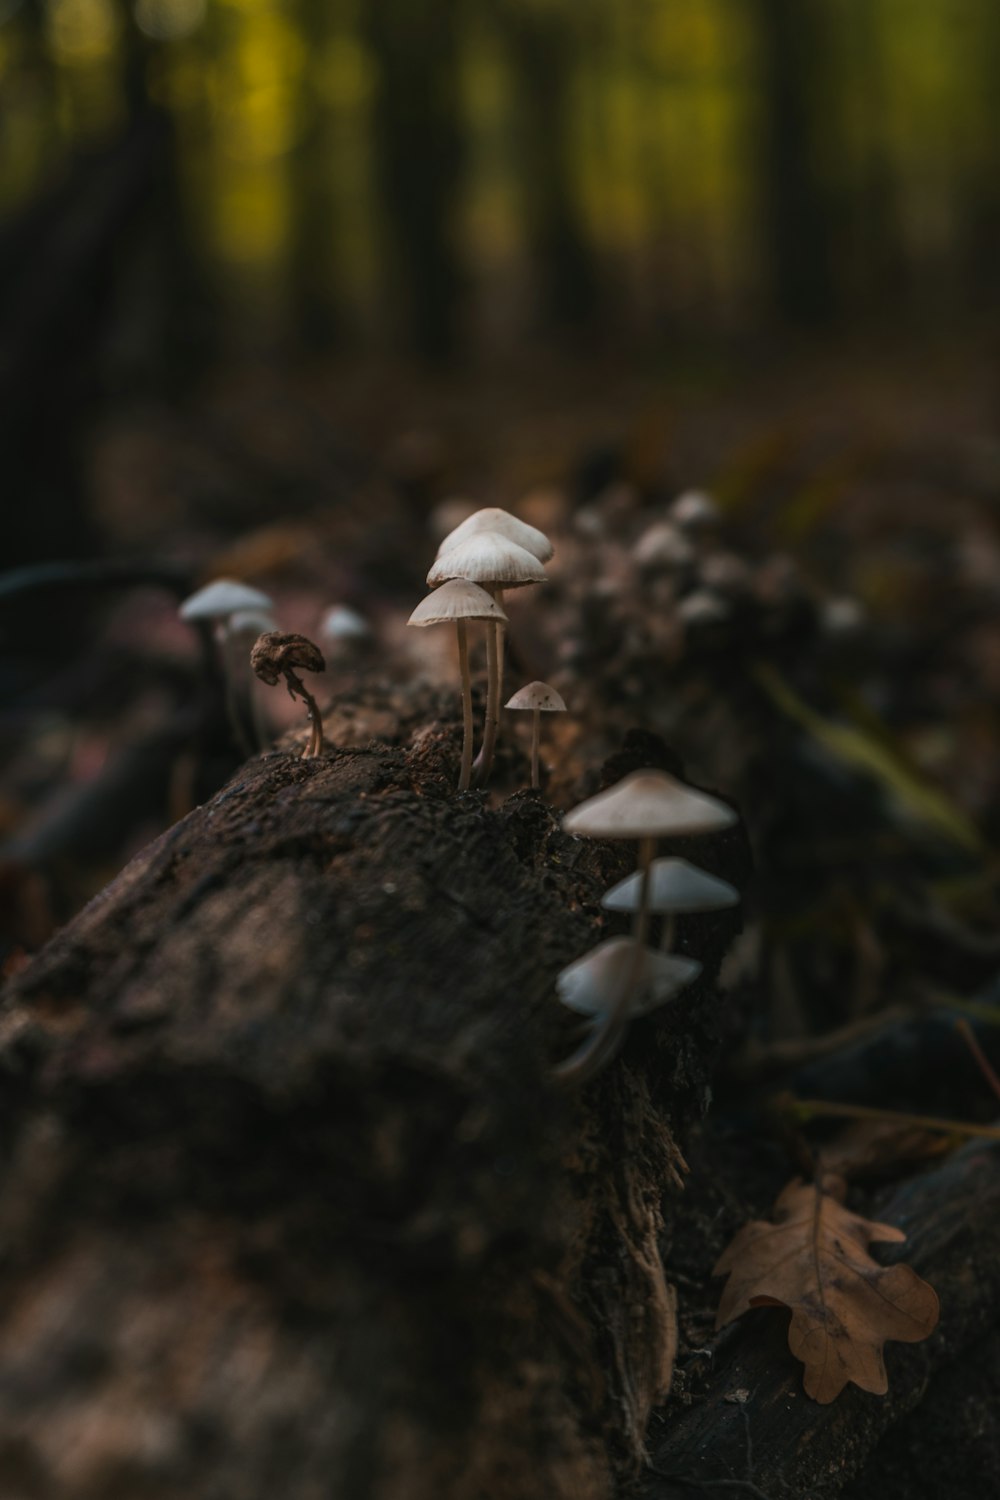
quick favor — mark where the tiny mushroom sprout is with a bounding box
[670,490,721,535]
[250,631,328,759]
[319,605,373,659]
[427,527,548,785]
[602,856,739,952]
[504,680,566,790]
[408,579,508,792]
[179,578,275,756]
[557,769,737,1084]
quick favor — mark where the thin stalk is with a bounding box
[218,623,254,759]
[531,705,540,789]
[659,913,677,953]
[474,588,504,784]
[457,619,473,791]
[955,1018,1000,1104]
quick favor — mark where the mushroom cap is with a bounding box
[602,857,739,915]
[505,680,566,712]
[408,579,509,627]
[563,769,737,839]
[227,607,277,637]
[670,491,720,532]
[179,578,273,621]
[632,523,695,570]
[250,631,326,686]
[557,937,702,1017]
[436,506,554,563]
[427,532,547,589]
[677,590,731,628]
[320,605,372,641]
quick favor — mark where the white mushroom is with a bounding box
[504,680,567,790]
[557,937,701,1017]
[435,506,554,563]
[602,856,738,950]
[409,579,508,791]
[179,578,275,756]
[670,490,721,534]
[428,529,548,785]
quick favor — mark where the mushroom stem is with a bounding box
[633,835,657,948]
[456,619,474,791]
[531,705,540,790]
[218,625,255,759]
[284,669,326,759]
[474,604,504,785]
[659,913,677,953]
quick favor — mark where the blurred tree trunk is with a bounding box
[752,0,838,327]
[493,1,599,333]
[289,0,343,349]
[363,0,464,360]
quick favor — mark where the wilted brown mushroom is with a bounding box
[250,631,327,758]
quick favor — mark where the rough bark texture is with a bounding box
[0,684,747,1500]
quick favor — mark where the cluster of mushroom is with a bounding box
[555,767,739,1084]
[408,508,566,791]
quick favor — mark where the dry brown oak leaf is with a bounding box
[713,1176,940,1403]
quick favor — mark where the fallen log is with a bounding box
[0,687,748,1500]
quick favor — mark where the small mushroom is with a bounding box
[557,937,702,1017]
[228,606,278,749]
[319,605,373,659]
[428,529,548,785]
[250,631,327,759]
[670,490,721,534]
[504,680,566,790]
[602,856,739,951]
[409,579,508,791]
[434,506,554,564]
[179,578,275,757]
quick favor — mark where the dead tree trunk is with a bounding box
[0,689,746,1500]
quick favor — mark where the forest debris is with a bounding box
[713,1176,939,1403]
[752,661,985,853]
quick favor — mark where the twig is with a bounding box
[955,1017,1000,1104]
[782,1094,1000,1142]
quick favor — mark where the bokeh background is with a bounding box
[4,0,1000,972]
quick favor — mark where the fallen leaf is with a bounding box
[714,1177,939,1403]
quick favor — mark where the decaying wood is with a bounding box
[0,684,747,1500]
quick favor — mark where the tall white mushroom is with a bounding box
[179,578,274,756]
[427,530,547,785]
[504,680,566,790]
[408,579,508,791]
[558,769,737,1083]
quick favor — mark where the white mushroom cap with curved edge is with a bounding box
[563,769,737,839]
[427,532,547,589]
[435,506,554,563]
[670,491,720,532]
[505,680,566,712]
[408,578,509,627]
[179,578,273,622]
[602,857,739,914]
[557,937,702,1017]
